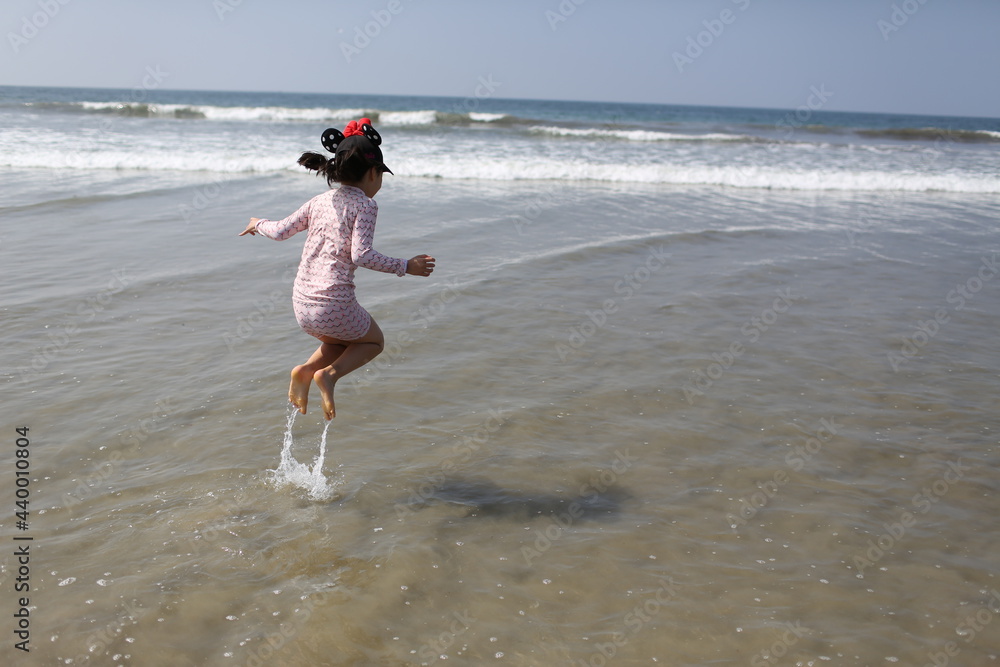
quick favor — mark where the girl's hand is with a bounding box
[406,255,436,277]
[239,218,261,236]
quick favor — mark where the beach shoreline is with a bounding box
[1,87,999,664]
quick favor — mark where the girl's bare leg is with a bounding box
[289,342,345,414]
[313,318,385,420]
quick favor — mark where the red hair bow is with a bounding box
[343,118,373,137]
[319,118,382,154]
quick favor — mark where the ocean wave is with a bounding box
[378,110,439,126]
[857,127,1000,143]
[4,149,998,193]
[25,101,516,126]
[393,159,1000,193]
[75,102,373,122]
[374,110,514,126]
[0,149,291,173]
[469,112,508,123]
[528,125,756,143]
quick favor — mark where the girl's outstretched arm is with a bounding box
[239,199,313,240]
[238,218,263,236]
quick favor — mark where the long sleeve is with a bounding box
[256,199,312,241]
[351,199,407,277]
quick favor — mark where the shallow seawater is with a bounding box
[2,170,999,666]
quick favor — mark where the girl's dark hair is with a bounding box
[298,146,375,186]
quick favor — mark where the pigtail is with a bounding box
[298,151,328,173]
[298,151,338,186]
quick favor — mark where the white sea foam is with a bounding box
[469,112,508,122]
[0,148,293,173]
[391,157,1000,193]
[78,101,372,122]
[4,146,998,192]
[529,125,752,142]
[64,101,511,126]
[198,105,367,122]
[268,408,338,501]
[378,110,439,125]
[5,102,998,194]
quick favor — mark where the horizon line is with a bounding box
[1,83,997,121]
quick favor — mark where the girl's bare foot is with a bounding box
[289,365,314,414]
[313,368,338,420]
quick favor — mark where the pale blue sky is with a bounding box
[2,0,998,117]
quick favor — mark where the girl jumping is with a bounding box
[239,118,434,419]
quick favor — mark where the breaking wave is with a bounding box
[7,148,994,192]
[24,101,516,126]
[856,127,1000,143]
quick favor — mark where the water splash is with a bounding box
[268,406,338,501]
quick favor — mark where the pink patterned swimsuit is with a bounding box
[255,185,407,342]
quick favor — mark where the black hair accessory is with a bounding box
[321,127,345,153]
[319,118,391,174]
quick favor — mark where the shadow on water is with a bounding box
[410,477,631,521]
